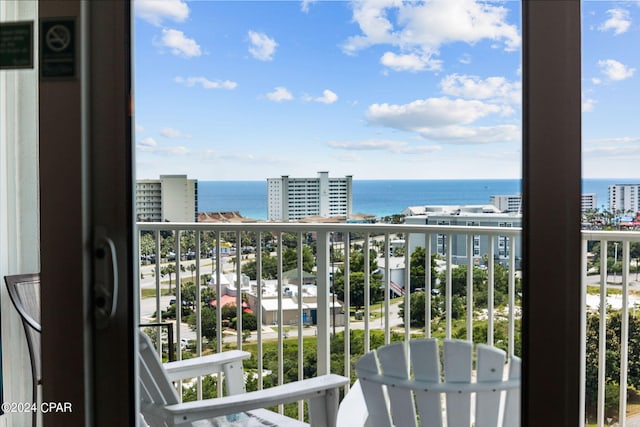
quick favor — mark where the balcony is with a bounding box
[138,222,640,426]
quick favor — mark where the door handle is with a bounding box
[94,227,119,329]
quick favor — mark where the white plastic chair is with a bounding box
[138,331,349,426]
[4,273,41,427]
[348,339,520,427]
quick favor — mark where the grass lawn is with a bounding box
[141,287,173,299]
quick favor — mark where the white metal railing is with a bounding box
[137,222,640,426]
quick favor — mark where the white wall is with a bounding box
[0,1,41,425]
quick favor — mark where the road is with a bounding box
[139,289,407,345]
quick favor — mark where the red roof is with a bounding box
[209,295,252,313]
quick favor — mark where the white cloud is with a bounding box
[343,0,520,71]
[160,127,191,139]
[417,124,520,143]
[585,137,640,145]
[266,87,293,102]
[365,97,519,144]
[137,137,157,151]
[135,0,189,26]
[203,150,288,164]
[582,98,596,113]
[458,53,472,65]
[248,31,277,61]
[591,77,602,85]
[599,8,631,35]
[155,146,190,156]
[598,59,635,81]
[380,52,442,72]
[327,139,441,154]
[583,145,640,158]
[366,97,501,129]
[159,29,201,58]
[301,0,317,13]
[440,74,520,105]
[315,89,338,104]
[135,123,144,133]
[174,76,237,90]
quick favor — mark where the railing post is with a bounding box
[364,234,371,352]
[445,233,453,339]
[425,233,431,339]
[256,233,264,390]
[580,238,587,427]
[236,230,243,349]
[508,235,516,357]
[620,240,630,426]
[316,230,331,375]
[466,233,474,342]
[598,240,608,427]
[155,230,162,356]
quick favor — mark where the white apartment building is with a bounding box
[490,192,597,214]
[136,174,198,222]
[404,205,522,266]
[609,184,640,214]
[581,193,597,212]
[490,194,522,213]
[267,172,352,221]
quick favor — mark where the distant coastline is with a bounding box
[197,179,639,221]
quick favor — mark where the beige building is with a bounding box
[136,174,198,222]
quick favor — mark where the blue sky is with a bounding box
[134,0,639,180]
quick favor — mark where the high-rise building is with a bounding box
[136,174,198,222]
[490,194,522,213]
[490,192,598,214]
[581,193,597,212]
[609,184,640,214]
[267,172,352,221]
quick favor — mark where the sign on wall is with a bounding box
[40,18,76,79]
[0,21,34,70]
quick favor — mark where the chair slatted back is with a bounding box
[138,330,180,425]
[4,273,41,427]
[356,339,521,427]
[4,273,41,384]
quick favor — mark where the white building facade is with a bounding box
[609,184,640,214]
[490,194,522,213]
[403,205,522,267]
[490,192,597,214]
[267,172,352,221]
[581,193,597,212]
[136,174,198,222]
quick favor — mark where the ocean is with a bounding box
[197,179,638,220]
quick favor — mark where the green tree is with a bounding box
[161,264,186,292]
[187,264,197,281]
[585,310,640,419]
[185,305,217,341]
[140,232,155,260]
[242,252,278,279]
[347,249,379,273]
[230,312,258,331]
[282,246,314,272]
[221,304,237,321]
[180,281,215,306]
[333,271,383,310]
[409,247,438,292]
[161,264,176,291]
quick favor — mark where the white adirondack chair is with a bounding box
[139,331,349,427]
[351,339,520,427]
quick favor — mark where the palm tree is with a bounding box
[188,264,197,282]
[161,264,187,292]
[161,265,176,292]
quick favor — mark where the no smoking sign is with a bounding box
[40,18,76,79]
